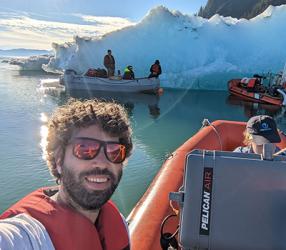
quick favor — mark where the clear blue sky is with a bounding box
[0,0,208,49]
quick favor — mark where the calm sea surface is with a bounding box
[1,61,286,216]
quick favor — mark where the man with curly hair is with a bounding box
[0,99,133,250]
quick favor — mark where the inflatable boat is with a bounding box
[228,78,286,106]
[127,120,286,250]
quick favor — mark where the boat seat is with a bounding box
[240,77,260,88]
[240,77,266,93]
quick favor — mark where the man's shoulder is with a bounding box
[0,213,55,250]
[1,186,58,219]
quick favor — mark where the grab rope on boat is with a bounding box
[201,118,223,151]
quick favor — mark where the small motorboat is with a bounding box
[127,120,286,250]
[60,69,161,94]
[228,72,286,106]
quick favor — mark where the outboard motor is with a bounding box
[63,69,77,85]
[276,88,286,106]
[253,74,266,79]
[65,69,77,75]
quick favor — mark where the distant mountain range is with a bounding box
[198,0,286,19]
[0,48,51,57]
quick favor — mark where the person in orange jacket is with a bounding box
[148,59,162,78]
[0,99,133,250]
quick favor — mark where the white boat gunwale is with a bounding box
[62,70,160,93]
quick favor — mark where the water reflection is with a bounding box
[17,70,57,77]
[226,95,284,119]
[3,73,286,216]
[63,89,161,119]
[4,61,286,216]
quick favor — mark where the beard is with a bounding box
[61,165,122,210]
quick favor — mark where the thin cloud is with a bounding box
[0,12,135,49]
[74,13,134,26]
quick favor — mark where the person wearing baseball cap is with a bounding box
[233,115,283,155]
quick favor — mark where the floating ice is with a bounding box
[10,5,286,89]
[7,54,53,71]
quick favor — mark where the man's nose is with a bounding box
[91,147,108,165]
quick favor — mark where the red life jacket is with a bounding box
[0,187,129,250]
[151,64,160,74]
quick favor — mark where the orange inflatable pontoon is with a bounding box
[127,120,286,250]
[228,79,285,106]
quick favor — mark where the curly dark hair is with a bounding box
[45,98,133,181]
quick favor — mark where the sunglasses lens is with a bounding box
[106,143,126,163]
[73,140,100,160]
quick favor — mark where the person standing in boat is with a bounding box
[104,49,116,77]
[0,99,132,250]
[148,59,162,78]
[122,65,135,80]
[233,115,284,155]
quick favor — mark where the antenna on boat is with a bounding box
[281,62,286,85]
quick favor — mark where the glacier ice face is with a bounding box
[13,5,286,90]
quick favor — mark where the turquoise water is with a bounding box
[1,61,286,217]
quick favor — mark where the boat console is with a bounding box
[171,148,286,250]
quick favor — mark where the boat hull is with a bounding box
[228,79,283,106]
[127,120,286,250]
[62,70,160,93]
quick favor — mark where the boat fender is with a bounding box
[157,87,164,96]
[276,88,286,106]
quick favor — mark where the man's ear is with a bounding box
[122,158,129,168]
[56,163,62,175]
[54,148,64,174]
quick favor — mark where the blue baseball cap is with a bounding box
[247,115,281,145]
